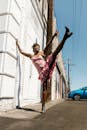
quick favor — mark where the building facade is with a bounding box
[51,17,68,101]
[0,0,68,111]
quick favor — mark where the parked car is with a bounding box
[68,86,87,100]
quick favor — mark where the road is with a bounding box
[0,100,87,130]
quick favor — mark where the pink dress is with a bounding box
[31,54,56,84]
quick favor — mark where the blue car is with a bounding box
[68,86,87,100]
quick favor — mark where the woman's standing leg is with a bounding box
[42,81,47,113]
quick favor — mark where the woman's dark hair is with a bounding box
[32,43,40,49]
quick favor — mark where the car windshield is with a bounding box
[81,87,87,90]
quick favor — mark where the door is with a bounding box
[82,87,87,99]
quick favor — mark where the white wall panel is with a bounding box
[0,33,7,51]
[6,33,16,57]
[10,0,21,24]
[0,75,15,97]
[4,54,16,76]
[0,15,8,31]
[0,54,4,72]
[8,16,20,39]
[15,0,25,9]
[0,0,10,13]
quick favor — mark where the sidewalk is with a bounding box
[0,99,64,120]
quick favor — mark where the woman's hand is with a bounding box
[16,39,19,47]
[15,39,32,58]
[16,39,20,49]
[16,39,21,52]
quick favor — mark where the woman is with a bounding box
[16,26,73,113]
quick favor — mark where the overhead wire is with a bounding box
[72,0,83,63]
[77,0,83,44]
[71,0,76,63]
[70,0,77,85]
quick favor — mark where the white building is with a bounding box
[0,0,68,111]
[0,0,48,111]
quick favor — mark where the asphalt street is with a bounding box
[0,100,87,130]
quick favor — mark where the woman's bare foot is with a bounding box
[42,104,46,113]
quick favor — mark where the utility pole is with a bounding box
[46,0,54,56]
[68,58,70,91]
[46,0,54,100]
[67,58,74,92]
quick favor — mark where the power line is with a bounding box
[71,0,77,63]
[71,0,83,64]
[77,0,83,48]
[78,0,83,35]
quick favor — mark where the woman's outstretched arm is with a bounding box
[16,39,33,59]
[43,31,59,54]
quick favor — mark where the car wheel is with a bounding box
[74,95,80,101]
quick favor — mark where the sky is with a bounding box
[55,0,87,90]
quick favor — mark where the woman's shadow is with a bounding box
[16,106,42,113]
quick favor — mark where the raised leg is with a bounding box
[49,27,73,68]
